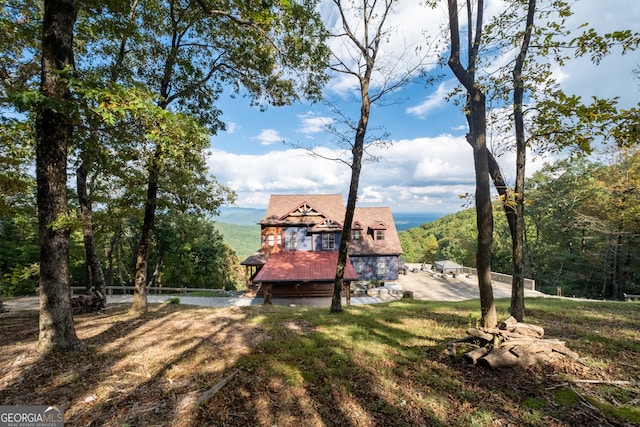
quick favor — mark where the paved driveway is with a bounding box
[396,264,547,302]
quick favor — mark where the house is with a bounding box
[241,194,403,298]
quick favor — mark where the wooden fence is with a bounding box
[71,286,223,295]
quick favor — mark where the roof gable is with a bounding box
[259,194,345,226]
[280,201,327,220]
[369,221,388,230]
[310,217,343,232]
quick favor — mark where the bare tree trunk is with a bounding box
[76,163,106,303]
[448,0,496,328]
[36,0,80,352]
[509,0,536,321]
[612,223,623,300]
[130,144,161,314]
[469,96,497,329]
[332,97,368,312]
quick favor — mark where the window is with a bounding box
[261,234,266,246]
[352,229,361,240]
[277,234,282,246]
[377,261,387,276]
[322,233,335,250]
[353,259,363,275]
[375,230,385,241]
[267,235,275,247]
[285,233,298,250]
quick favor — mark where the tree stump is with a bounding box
[448,316,579,369]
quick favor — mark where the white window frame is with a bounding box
[353,259,363,275]
[377,261,387,276]
[322,233,335,250]
[285,232,298,250]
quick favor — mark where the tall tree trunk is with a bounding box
[448,0,496,328]
[76,163,106,303]
[330,105,370,313]
[130,143,162,314]
[469,91,497,329]
[612,223,623,300]
[332,80,370,313]
[509,0,536,321]
[36,0,80,352]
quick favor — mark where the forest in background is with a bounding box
[399,147,640,300]
[0,206,242,296]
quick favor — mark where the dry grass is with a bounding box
[0,298,638,426]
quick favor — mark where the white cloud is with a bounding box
[208,130,551,214]
[225,122,238,134]
[254,129,284,146]
[406,80,456,118]
[297,112,335,134]
[208,135,479,213]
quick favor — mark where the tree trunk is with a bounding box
[448,0,496,329]
[36,0,80,352]
[130,143,162,314]
[332,81,370,313]
[0,299,8,313]
[76,163,106,304]
[509,0,536,321]
[469,91,497,329]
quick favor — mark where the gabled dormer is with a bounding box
[351,221,364,241]
[369,221,388,241]
[310,218,343,232]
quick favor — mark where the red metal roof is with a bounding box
[253,251,360,283]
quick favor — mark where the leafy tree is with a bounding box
[524,151,640,298]
[73,0,329,314]
[422,234,438,264]
[446,0,496,328]
[152,215,240,290]
[482,0,639,319]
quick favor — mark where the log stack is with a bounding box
[447,316,579,369]
[72,290,106,314]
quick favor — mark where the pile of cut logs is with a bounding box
[72,290,105,314]
[447,316,579,369]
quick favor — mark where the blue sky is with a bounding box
[206,0,640,214]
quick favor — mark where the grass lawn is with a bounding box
[0,298,638,426]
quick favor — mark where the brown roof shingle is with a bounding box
[349,207,403,256]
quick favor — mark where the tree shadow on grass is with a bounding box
[191,299,491,426]
[0,303,274,426]
[3,298,632,426]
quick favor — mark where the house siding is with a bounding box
[283,227,312,251]
[351,255,399,281]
